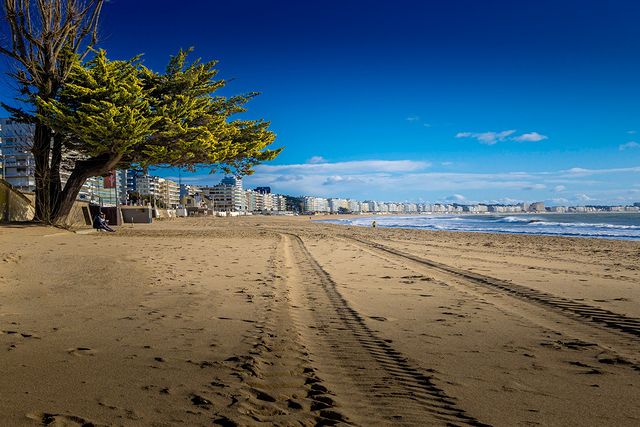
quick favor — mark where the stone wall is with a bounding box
[0,180,35,222]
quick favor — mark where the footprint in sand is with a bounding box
[190,394,212,406]
[27,412,100,426]
[67,347,96,356]
[213,416,238,426]
[251,387,276,402]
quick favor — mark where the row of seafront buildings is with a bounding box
[181,177,287,213]
[301,197,547,214]
[301,197,640,214]
[100,174,287,214]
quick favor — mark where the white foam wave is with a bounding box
[319,214,640,240]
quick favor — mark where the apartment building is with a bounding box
[328,198,348,213]
[134,174,180,208]
[529,201,545,212]
[200,176,247,212]
[0,119,36,191]
[244,188,287,213]
[304,196,329,213]
[0,118,116,205]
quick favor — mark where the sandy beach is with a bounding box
[1,216,639,426]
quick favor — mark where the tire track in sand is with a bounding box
[345,236,640,340]
[380,238,638,284]
[217,235,350,426]
[284,233,488,426]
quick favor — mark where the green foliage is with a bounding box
[37,48,281,175]
[38,50,156,158]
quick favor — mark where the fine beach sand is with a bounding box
[1,216,639,426]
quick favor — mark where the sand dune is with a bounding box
[1,217,638,425]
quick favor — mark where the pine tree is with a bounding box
[36,49,280,220]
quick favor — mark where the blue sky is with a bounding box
[3,0,640,205]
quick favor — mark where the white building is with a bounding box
[466,204,489,213]
[403,203,418,213]
[245,190,258,212]
[135,174,179,208]
[273,194,287,211]
[304,196,329,213]
[529,201,545,212]
[201,177,246,212]
[328,198,348,213]
[0,118,117,206]
[0,118,36,191]
[348,199,361,213]
[136,174,162,200]
[386,203,399,213]
[159,178,180,208]
[550,206,567,213]
[244,190,287,213]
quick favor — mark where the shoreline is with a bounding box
[314,211,640,241]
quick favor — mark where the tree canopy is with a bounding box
[37,49,281,177]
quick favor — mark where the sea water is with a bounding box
[321,213,640,240]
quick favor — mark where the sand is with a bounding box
[0,216,639,426]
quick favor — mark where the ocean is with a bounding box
[321,213,640,240]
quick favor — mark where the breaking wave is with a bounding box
[321,213,640,240]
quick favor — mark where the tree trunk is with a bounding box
[49,132,64,213]
[31,122,53,222]
[51,152,121,223]
[51,168,91,222]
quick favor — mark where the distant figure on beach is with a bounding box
[372,220,377,228]
[93,212,115,232]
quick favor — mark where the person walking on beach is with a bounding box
[93,212,115,232]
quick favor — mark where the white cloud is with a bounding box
[492,197,522,205]
[258,160,431,174]
[456,130,548,145]
[447,194,466,201]
[554,185,566,192]
[406,116,433,127]
[456,130,516,145]
[562,166,640,177]
[619,141,640,151]
[512,132,548,142]
[576,194,594,202]
[522,184,546,190]
[308,156,326,163]
[627,130,637,134]
[274,174,304,182]
[549,197,569,204]
[566,167,589,174]
[441,161,453,166]
[323,176,364,186]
